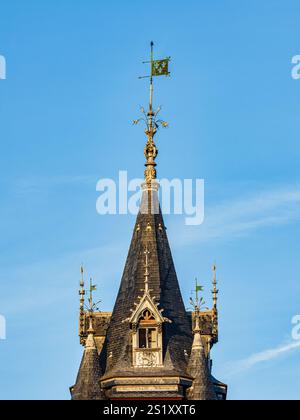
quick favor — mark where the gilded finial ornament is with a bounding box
[79,265,86,342]
[212,264,219,310]
[133,42,170,186]
[211,264,219,337]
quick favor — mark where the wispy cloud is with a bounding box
[171,184,300,246]
[224,339,300,377]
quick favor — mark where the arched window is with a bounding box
[137,309,158,349]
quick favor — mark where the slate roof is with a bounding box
[186,335,217,400]
[71,333,104,400]
[100,186,193,378]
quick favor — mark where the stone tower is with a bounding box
[70,44,227,401]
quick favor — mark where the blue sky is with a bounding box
[0,0,300,400]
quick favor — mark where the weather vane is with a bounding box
[189,278,208,312]
[79,266,101,315]
[86,277,101,314]
[134,41,170,130]
[133,42,171,184]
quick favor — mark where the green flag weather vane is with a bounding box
[133,42,171,184]
[86,278,101,314]
[139,41,171,80]
[190,279,208,312]
[137,41,171,115]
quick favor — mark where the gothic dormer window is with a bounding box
[123,247,171,368]
[131,305,163,367]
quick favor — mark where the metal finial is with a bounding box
[212,264,219,310]
[80,265,84,287]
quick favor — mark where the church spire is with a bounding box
[102,48,192,382]
[71,44,227,400]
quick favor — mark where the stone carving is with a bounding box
[136,350,159,367]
